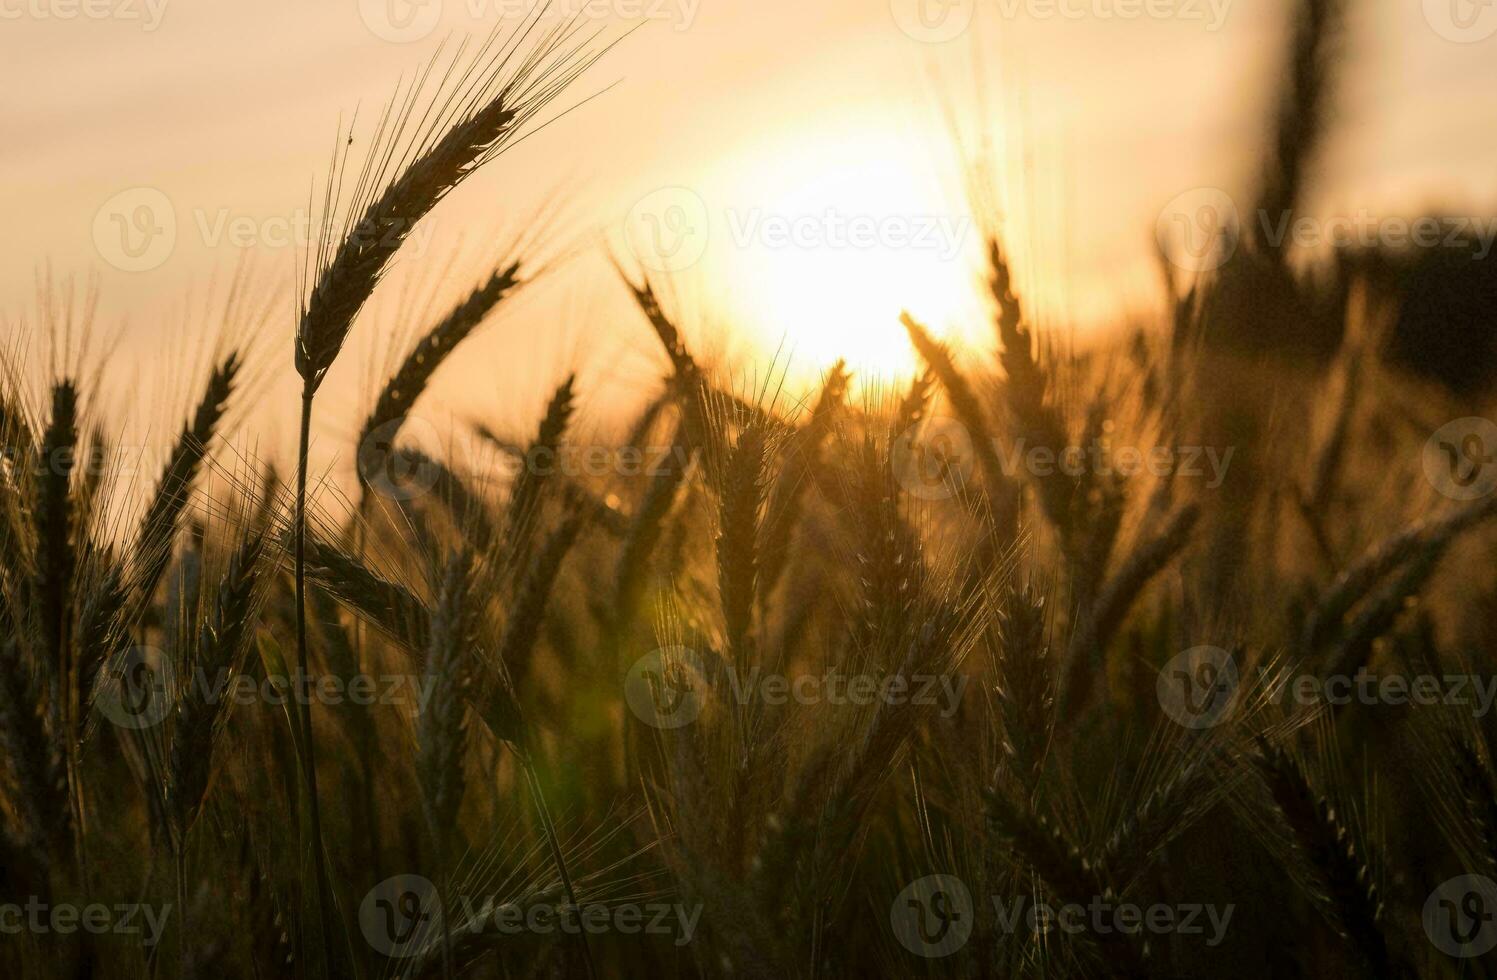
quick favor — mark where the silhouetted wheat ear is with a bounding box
[394,449,502,552]
[302,533,431,656]
[1322,545,1441,685]
[405,880,568,979]
[623,272,698,383]
[72,422,109,539]
[1093,503,1201,643]
[1302,493,1497,655]
[297,21,604,393]
[621,271,757,450]
[893,364,935,436]
[498,509,584,689]
[613,419,693,641]
[166,528,267,850]
[35,380,77,681]
[1097,747,1220,888]
[985,787,1151,977]
[135,352,240,607]
[993,585,1053,795]
[1449,732,1497,877]
[1252,737,1399,979]
[758,361,847,603]
[359,261,522,468]
[988,237,1044,410]
[849,437,924,649]
[985,238,1079,537]
[74,559,127,728]
[900,312,1018,537]
[717,422,766,662]
[823,614,952,856]
[504,372,577,570]
[418,551,471,848]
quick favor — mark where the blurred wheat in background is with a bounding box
[3,0,1497,977]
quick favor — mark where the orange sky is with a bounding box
[6,0,1497,480]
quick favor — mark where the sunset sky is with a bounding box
[6,0,1497,477]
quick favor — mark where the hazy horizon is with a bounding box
[7,0,1497,480]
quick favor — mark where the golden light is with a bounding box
[710,122,984,386]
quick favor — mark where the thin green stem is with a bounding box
[296,388,337,969]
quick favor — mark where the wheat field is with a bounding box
[4,1,1497,978]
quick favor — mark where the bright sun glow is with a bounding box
[708,124,984,387]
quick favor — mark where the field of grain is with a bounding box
[3,1,1497,977]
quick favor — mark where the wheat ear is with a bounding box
[1252,737,1399,978]
[357,261,522,487]
[133,352,239,611]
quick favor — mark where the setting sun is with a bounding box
[708,123,984,383]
